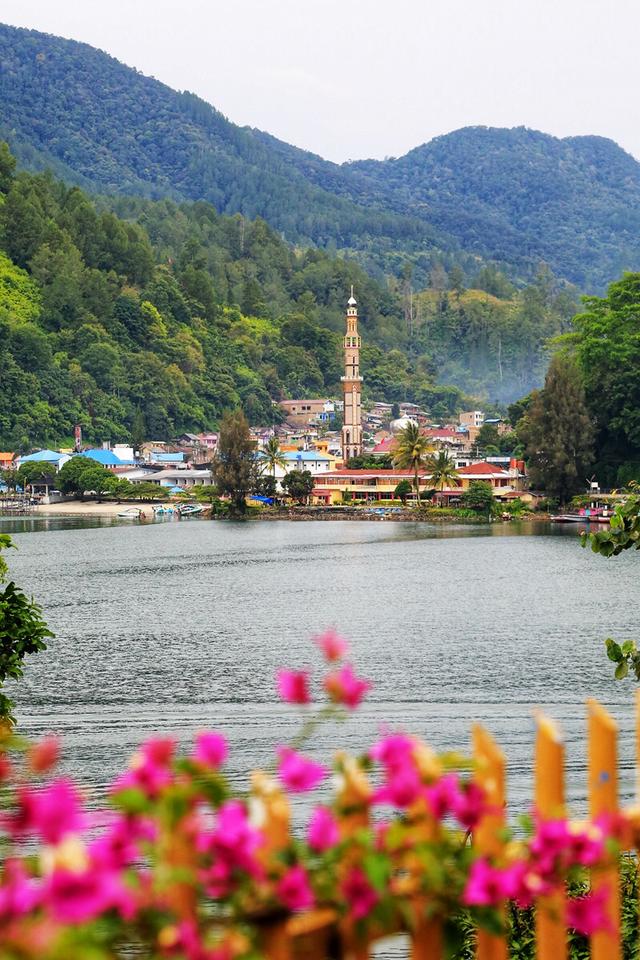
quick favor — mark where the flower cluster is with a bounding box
[0,631,625,958]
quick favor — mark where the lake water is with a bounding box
[3,516,639,817]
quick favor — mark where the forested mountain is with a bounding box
[0,140,576,448]
[3,22,640,290]
[0,147,470,449]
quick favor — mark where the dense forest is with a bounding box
[0,131,589,450]
[3,23,640,290]
[0,145,473,449]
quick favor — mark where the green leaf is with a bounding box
[606,639,623,662]
[615,660,629,680]
[621,640,636,657]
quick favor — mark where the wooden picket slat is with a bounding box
[472,725,508,960]
[336,752,372,960]
[587,699,622,960]
[534,713,567,960]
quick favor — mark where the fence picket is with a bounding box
[587,699,621,960]
[534,713,567,960]
[337,752,372,960]
[472,725,508,960]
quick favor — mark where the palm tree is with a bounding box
[257,436,288,492]
[426,450,460,503]
[392,422,431,504]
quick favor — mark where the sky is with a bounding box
[3,0,640,163]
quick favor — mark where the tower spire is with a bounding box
[341,289,363,462]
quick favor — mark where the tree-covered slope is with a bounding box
[348,127,640,290]
[0,145,470,450]
[4,23,640,290]
[0,22,448,277]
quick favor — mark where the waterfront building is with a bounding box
[341,289,363,461]
[16,449,70,472]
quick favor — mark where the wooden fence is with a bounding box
[253,696,640,960]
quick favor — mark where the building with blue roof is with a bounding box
[80,449,136,467]
[17,449,70,471]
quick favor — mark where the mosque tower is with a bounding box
[341,287,363,461]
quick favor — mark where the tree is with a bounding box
[475,423,500,450]
[16,461,52,495]
[461,481,494,515]
[254,475,277,499]
[0,534,52,722]
[257,437,287,489]
[281,470,314,504]
[212,410,256,513]
[57,457,114,498]
[394,479,412,504]
[426,450,459,494]
[520,354,594,503]
[0,468,18,493]
[392,422,431,504]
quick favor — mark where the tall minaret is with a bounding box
[341,286,363,461]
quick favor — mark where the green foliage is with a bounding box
[0,535,52,722]
[57,457,114,497]
[394,479,412,503]
[346,454,393,469]
[0,144,472,448]
[461,481,495,514]
[518,354,594,502]
[426,450,459,491]
[568,273,640,487]
[392,422,431,503]
[211,410,256,513]
[3,24,640,292]
[281,469,314,503]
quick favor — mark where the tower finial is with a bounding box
[347,285,357,307]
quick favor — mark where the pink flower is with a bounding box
[314,629,348,662]
[566,823,605,867]
[463,858,514,907]
[277,669,311,705]
[197,800,263,897]
[324,664,371,709]
[307,806,339,852]
[341,867,379,920]
[27,735,61,774]
[5,779,84,844]
[452,781,487,830]
[424,773,461,821]
[374,765,422,808]
[567,887,612,936]
[193,732,228,769]
[45,865,134,923]
[370,733,414,772]
[277,748,327,793]
[277,865,314,911]
[90,814,155,870]
[0,860,41,918]
[113,737,176,798]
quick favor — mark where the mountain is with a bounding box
[3,22,640,289]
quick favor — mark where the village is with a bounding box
[0,291,544,515]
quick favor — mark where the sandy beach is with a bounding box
[33,500,153,517]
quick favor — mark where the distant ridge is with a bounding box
[2,22,640,288]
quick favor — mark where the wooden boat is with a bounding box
[550,513,611,524]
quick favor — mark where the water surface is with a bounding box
[5,518,638,814]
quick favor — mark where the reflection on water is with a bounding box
[4,518,637,817]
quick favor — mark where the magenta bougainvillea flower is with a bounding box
[314,628,348,662]
[307,806,339,852]
[323,663,371,709]
[277,747,327,792]
[341,866,379,920]
[567,887,612,936]
[193,732,228,769]
[277,865,315,911]
[276,669,311,705]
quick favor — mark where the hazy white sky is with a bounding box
[3,0,639,163]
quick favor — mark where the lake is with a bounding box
[3,516,638,816]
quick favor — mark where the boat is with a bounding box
[550,513,611,524]
[153,505,176,516]
[176,503,204,516]
[117,507,144,519]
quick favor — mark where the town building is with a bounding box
[341,289,363,461]
[459,410,484,430]
[278,399,336,428]
[0,452,15,471]
[16,449,71,472]
[313,469,430,505]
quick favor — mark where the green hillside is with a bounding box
[0,148,470,449]
[3,23,640,290]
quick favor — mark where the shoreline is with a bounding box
[12,500,552,524]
